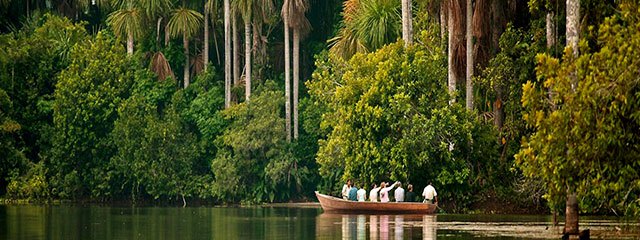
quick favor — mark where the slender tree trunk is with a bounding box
[491,0,506,129]
[244,20,251,101]
[233,15,240,87]
[293,28,300,140]
[401,0,413,47]
[546,11,556,49]
[183,34,190,88]
[204,8,209,71]
[565,192,579,234]
[565,0,580,234]
[440,3,447,51]
[224,0,231,108]
[284,17,292,142]
[465,0,473,111]
[213,21,221,65]
[127,31,134,55]
[156,17,163,45]
[447,1,456,103]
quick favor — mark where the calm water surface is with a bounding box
[1,205,637,239]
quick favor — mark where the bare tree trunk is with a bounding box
[284,17,292,142]
[546,11,556,49]
[564,0,580,234]
[224,0,231,108]
[183,34,190,88]
[233,15,240,87]
[447,1,456,104]
[565,192,579,234]
[244,20,251,101]
[465,0,473,111]
[440,3,447,51]
[293,28,300,140]
[491,0,506,129]
[213,22,221,66]
[127,31,134,55]
[204,8,209,71]
[156,17,163,45]
[401,0,413,47]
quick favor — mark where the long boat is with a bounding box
[315,191,437,214]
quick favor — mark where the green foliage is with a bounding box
[6,162,49,200]
[50,32,137,199]
[211,81,310,203]
[516,2,640,216]
[308,41,500,210]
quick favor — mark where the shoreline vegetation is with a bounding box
[1,1,639,232]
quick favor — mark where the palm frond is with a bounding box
[167,7,203,39]
[107,7,144,40]
[353,0,400,50]
[150,51,175,81]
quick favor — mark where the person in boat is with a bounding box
[422,182,438,204]
[405,184,416,202]
[369,183,380,202]
[356,184,367,202]
[394,182,405,202]
[379,181,398,203]
[342,179,352,200]
[348,183,358,201]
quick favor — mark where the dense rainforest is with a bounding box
[1,0,639,231]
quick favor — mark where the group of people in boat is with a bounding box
[340,180,438,204]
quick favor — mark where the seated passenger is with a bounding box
[369,183,380,202]
[357,185,366,202]
[348,184,358,201]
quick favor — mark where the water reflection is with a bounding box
[317,213,437,240]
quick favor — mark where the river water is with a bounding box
[1,205,637,239]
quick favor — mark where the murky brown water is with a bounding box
[1,205,637,239]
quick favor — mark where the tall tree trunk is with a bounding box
[465,0,473,111]
[447,0,456,103]
[224,0,231,108]
[284,17,292,142]
[213,21,221,65]
[204,7,209,71]
[565,192,579,234]
[156,17,163,45]
[233,15,240,87]
[491,0,506,129]
[293,28,300,140]
[564,0,580,234]
[440,3,447,51]
[244,20,251,101]
[183,34,190,88]
[401,0,413,47]
[127,31,134,55]
[546,11,556,49]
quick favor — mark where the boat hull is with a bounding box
[315,191,437,214]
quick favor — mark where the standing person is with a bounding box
[342,179,352,200]
[422,182,438,204]
[369,183,380,202]
[379,181,397,203]
[357,184,367,202]
[405,184,416,202]
[394,182,405,202]
[348,183,358,201]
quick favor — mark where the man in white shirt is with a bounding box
[357,186,367,202]
[422,182,438,204]
[369,183,380,202]
[394,182,405,202]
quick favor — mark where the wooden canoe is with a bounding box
[315,191,437,214]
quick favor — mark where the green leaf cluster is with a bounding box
[516,2,640,216]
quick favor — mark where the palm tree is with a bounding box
[465,0,472,110]
[282,0,310,140]
[281,0,292,142]
[107,5,143,55]
[167,7,203,88]
[225,0,232,108]
[401,0,412,46]
[564,0,580,234]
[233,0,254,100]
[329,0,400,60]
